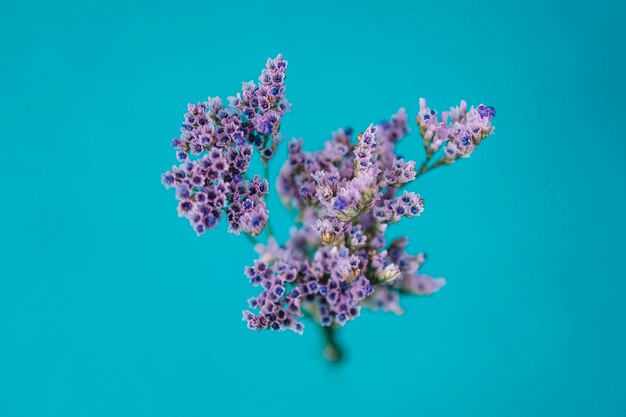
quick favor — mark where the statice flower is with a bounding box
[243,259,303,333]
[416,98,446,155]
[442,104,496,160]
[381,158,417,188]
[226,174,269,236]
[373,190,424,223]
[417,98,496,166]
[161,54,497,361]
[162,55,290,236]
[312,218,344,246]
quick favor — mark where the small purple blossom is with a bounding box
[477,104,496,119]
[312,218,344,246]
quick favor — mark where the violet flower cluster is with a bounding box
[161,55,496,360]
[161,54,289,236]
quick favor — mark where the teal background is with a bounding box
[2,0,625,416]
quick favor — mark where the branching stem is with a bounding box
[415,155,448,179]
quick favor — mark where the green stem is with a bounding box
[302,308,344,362]
[415,155,447,179]
[321,325,343,362]
[418,153,432,175]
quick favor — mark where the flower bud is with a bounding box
[343,267,361,283]
[378,264,401,283]
[312,218,344,246]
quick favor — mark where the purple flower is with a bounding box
[242,260,305,334]
[416,98,444,152]
[162,55,290,236]
[312,218,344,246]
[442,104,496,160]
[353,124,379,171]
[226,175,270,236]
[381,158,416,187]
[161,55,498,351]
[415,98,496,162]
[402,274,446,295]
[477,104,496,119]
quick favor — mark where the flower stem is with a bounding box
[321,325,343,362]
[415,155,447,179]
[302,308,344,362]
[418,154,432,175]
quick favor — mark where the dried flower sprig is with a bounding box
[161,54,289,237]
[161,55,496,361]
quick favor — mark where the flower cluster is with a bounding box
[417,98,496,161]
[161,55,497,359]
[161,55,290,235]
[242,105,457,334]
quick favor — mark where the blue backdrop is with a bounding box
[2,1,625,416]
